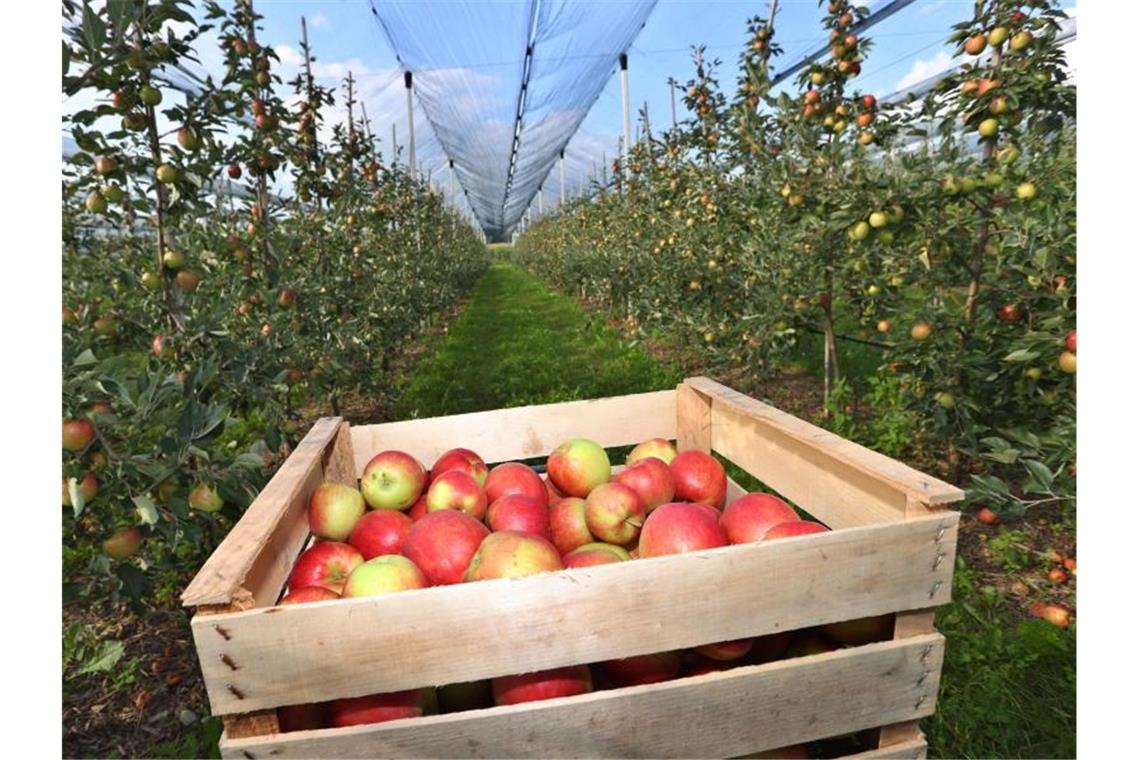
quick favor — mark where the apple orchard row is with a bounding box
[264,434,889,738]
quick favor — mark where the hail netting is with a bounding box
[370,0,657,239]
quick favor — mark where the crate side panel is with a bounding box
[194,514,956,714]
[220,634,943,759]
[349,390,676,476]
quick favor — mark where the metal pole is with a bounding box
[668,77,677,129]
[559,150,565,207]
[404,70,415,178]
[391,122,397,164]
[620,52,632,174]
[538,186,543,216]
[448,159,455,200]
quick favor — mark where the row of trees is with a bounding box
[62,0,486,604]
[512,0,1075,515]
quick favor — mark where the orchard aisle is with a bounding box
[394,261,682,419]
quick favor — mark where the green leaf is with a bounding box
[76,639,124,676]
[68,477,87,518]
[1024,459,1055,491]
[133,494,159,526]
[81,2,107,53]
[73,348,98,367]
[981,448,1020,464]
[1004,348,1040,362]
[63,41,72,76]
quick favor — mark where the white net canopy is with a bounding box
[369,0,658,240]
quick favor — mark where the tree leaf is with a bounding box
[68,477,87,518]
[1003,348,1040,362]
[76,639,124,676]
[82,2,107,53]
[133,494,159,526]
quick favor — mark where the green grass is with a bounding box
[394,262,1075,759]
[395,262,682,418]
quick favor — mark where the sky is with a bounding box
[63,1,1076,235]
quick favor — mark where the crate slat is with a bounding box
[348,390,676,476]
[846,736,927,759]
[192,513,956,715]
[183,417,347,609]
[219,633,943,759]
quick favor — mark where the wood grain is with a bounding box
[349,390,676,476]
[675,381,712,453]
[182,417,344,609]
[847,736,927,759]
[220,634,943,759]
[193,513,957,714]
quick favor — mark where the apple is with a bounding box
[288,542,364,595]
[139,84,162,106]
[429,448,488,487]
[343,554,427,598]
[542,474,564,506]
[785,632,839,658]
[279,586,340,605]
[998,304,1021,322]
[977,118,999,138]
[277,287,297,307]
[987,25,1009,47]
[349,509,413,560]
[613,457,675,512]
[361,451,426,511]
[911,322,932,341]
[227,163,242,180]
[308,481,366,541]
[402,510,489,585]
[1016,181,1037,200]
[484,462,546,505]
[639,502,728,558]
[670,451,727,507]
[62,418,96,451]
[188,483,224,513]
[549,497,593,555]
[425,470,487,520]
[437,680,493,714]
[278,702,328,732]
[408,495,430,522]
[763,520,830,540]
[155,163,179,184]
[464,531,563,581]
[492,665,592,706]
[1010,30,1032,52]
[601,651,681,687]
[175,270,200,291]
[547,438,611,497]
[563,544,630,568]
[804,90,821,105]
[750,631,793,664]
[62,472,98,506]
[94,155,118,175]
[486,494,550,540]
[162,249,185,269]
[868,211,888,228]
[877,319,891,333]
[684,655,733,677]
[103,527,142,561]
[1065,329,1076,354]
[584,482,646,545]
[695,638,754,661]
[850,221,870,241]
[860,94,876,110]
[821,614,893,646]
[964,33,986,55]
[93,316,118,337]
[328,690,425,727]
[720,493,799,545]
[627,438,677,465]
[1058,351,1076,374]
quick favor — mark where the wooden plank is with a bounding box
[323,421,358,486]
[726,475,747,505]
[349,390,676,477]
[878,610,939,751]
[686,377,963,509]
[196,604,281,741]
[182,417,344,608]
[193,513,957,714]
[846,736,927,759]
[220,634,943,759]
[675,382,712,452]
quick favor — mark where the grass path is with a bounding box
[395,260,1075,760]
[395,262,682,418]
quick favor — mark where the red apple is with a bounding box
[102,527,142,561]
[763,520,830,540]
[613,457,675,512]
[430,448,488,487]
[343,554,427,598]
[627,438,677,465]
[684,655,734,677]
[694,638,754,661]
[492,665,592,706]
[549,497,593,555]
[464,531,563,581]
[585,482,647,545]
[425,469,487,520]
[564,542,631,568]
[288,542,364,595]
[638,502,728,558]
[542,474,564,506]
[279,586,340,605]
[62,418,97,452]
[408,495,429,522]
[1065,329,1076,353]
[349,509,414,560]
[670,450,727,507]
[402,510,489,586]
[328,690,425,727]
[308,481,366,541]
[486,494,551,540]
[278,702,328,732]
[361,451,426,511]
[437,680,493,714]
[484,462,546,505]
[721,493,799,545]
[750,631,793,664]
[601,651,681,687]
[821,614,893,646]
[547,438,611,497]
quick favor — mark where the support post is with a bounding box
[559,150,566,208]
[668,77,677,129]
[538,186,543,216]
[391,122,398,165]
[404,70,415,178]
[620,52,632,176]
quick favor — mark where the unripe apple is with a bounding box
[988,26,1009,48]
[868,211,888,228]
[1058,351,1076,374]
[977,118,999,138]
[139,85,162,106]
[156,163,179,184]
[100,185,124,203]
[103,527,142,561]
[1010,30,1032,52]
[850,221,870,241]
[1016,182,1036,200]
[85,191,108,214]
[163,250,185,269]
[189,483,224,513]
[94,156,118,175]
[177,127,200,151]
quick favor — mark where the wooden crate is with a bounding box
[182,377,962,759]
